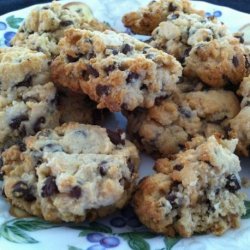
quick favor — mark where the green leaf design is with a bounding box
[242,200,250,219]
[88,222,112,233]
[119,231,157,239]
[164,236,181,250]
[13,218,58,231]
[128,235,150,250]
[0,225,38,244]
[119,232,150,250]
[78,222,112,237]
[6,16,24,29]
[68,245,83,250]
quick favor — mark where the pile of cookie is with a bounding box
[0,0,249,238]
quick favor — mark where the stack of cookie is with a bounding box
[0,0,248,238]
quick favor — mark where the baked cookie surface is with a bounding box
[2,123,139,222]
[150,12,228,62]
[11,2,110,57]
[0,47,59,149]
[228,75,250,156]
[134,136,246,237]
[125,85,240,157]
[51,28,182,112]
[122,0,204,35]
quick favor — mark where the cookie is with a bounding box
[0,47,59,149]
[11,2,110,57]
[125,87,240,157]
[122,0,204,35]
[2,123,139,222]
[228,75,250,156]
[150,12,228,62]
[134,135,246,237]
[0,47,50,91]
[51,28,182,112]
[184,37,249,87]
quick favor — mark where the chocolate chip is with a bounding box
[111,49,119,55]
[234,35,244,43]
[225,174,241,193]
[141,83,149,91]
[69,186,82,199]
[67,55,79,63]
[179,107,192,118]
[127,159,135,174]
[99,161,108,176]
[168,2,177,11]
[96,85,110,96]
[167,193,178,209]
[180,47,191,64]
[74,130,87,136]
[82,70,90,81]
[12,181,36,202]
[33,116,46,133]
[0,157,3,180]
[32,150,43,165]
[41,176,59,197]
[15,76,32,88]
[84,38,92,44]
[232,56,239,67]
[9,114,29,129]
[86,65,99,78]
[145,53,154,59]
[23,96,39,103]
[86,52,96,60]
[121,44,132,54]
[60,20,74,26]
[104,64,116,74]
[126,72,139,84]
[169,13,179,20]
[173,164,183,171]
[17,141,26,152]
[19,126,27,137]
[245,55,250,69]
[42,144,63,153]
[155,95,169,106]
[107,129,125,145]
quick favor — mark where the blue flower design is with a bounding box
[205,10,222,18]
[4,31,16,46]
[0,21,7,30]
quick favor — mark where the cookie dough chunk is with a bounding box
[134,136,246,237]
[125,88,240,157]
[122,0,204,35]
[2,123,139,222]
[150,12,227,62]
[51,28,182,112]
[184,37,248,87]
[0,47,50,91]
[228,75,250,156]
[0,47,59,148]
[11,2,110,57]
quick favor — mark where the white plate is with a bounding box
[0,1,250,250]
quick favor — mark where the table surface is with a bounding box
[0,0,249,15]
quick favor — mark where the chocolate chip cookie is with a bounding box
[228,75,250,156]
[51,28,182,112]
[150,12,228,62]
[11,2,110,57]
[125,86,240,157]
[0,47,59,149]
[134,135,246,237]
[2,123,139,222]
[122,0,204,35]
[184,37,249,87]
